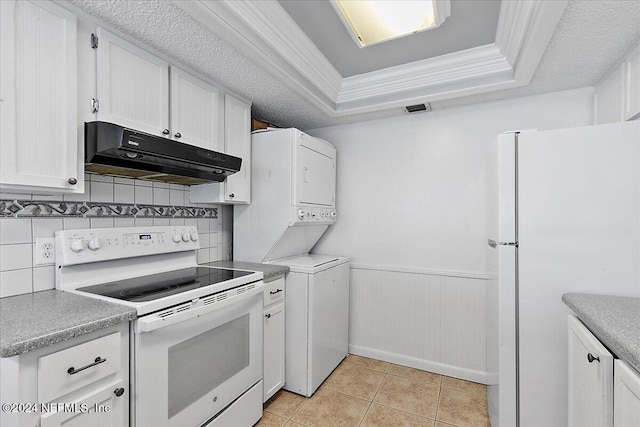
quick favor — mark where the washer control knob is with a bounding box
[182,233,190,242]
[87,238,101,251]
[297,209,305,220]
[173,234,182,243]
[70,240,85,253]
[330,211,337,219]
[190,232,198,242]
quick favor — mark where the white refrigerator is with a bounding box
[486,121,640,427]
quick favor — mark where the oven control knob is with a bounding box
[297,209,305,219]
[70,240,85,253]
[330,211,337,219]
[182,233,190,242]
[88,238,101,251]
[172,234,182,243]
[190,232,198,242]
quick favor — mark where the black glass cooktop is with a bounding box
[77,267,253,303]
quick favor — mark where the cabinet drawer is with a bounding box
[263,278,285,307]
[38,332,121,403]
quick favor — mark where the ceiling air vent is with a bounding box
[404,103,432,114]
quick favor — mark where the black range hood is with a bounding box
[85,121,241,185]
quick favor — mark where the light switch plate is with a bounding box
[35,237,55,266]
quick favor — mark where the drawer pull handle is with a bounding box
[587,353,600,363]
[269,289,283,295]
[265,313,271,319]
[114,387,125,397]
[67,357,106,375]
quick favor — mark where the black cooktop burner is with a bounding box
[77,267,253,303]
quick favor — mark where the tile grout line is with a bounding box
[288,394,309,424]
[434,374,444,424]
[356,369,387,427]
[435,382,443,425]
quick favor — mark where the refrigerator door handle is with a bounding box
[488,239,518,248]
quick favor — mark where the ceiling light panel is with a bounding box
[331,0,451,47]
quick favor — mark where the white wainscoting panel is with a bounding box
[348,265,487,383]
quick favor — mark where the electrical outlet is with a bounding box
[35,237,55,266]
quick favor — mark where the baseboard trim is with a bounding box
[349,344,489,384]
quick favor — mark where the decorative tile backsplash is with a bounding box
[0,174,226,298]
[0,200,218,219]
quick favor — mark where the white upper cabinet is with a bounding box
[594,67,625,125]
[224,95,252,203]
[95,28,169,137]
[624,45,640,121]
[594,42,640,124]
[189,94,252,204]
[0,0,82,194]
[170,67,222,151]
[94,28,225,153]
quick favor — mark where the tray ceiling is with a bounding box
[278,0,501,78]
[66,0,640,130]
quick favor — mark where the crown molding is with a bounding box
[175,0,568,117]
[495,0,569,83]
[172,0,342,114]
[336,44,512,113]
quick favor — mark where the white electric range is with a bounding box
[55,226,264,427]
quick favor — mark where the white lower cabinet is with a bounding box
[567,315,614,427]
[0,324,129,427]
[39,378,126,427]
[614,360,640,427]
[568,314,640,427]
[263,278,285,402]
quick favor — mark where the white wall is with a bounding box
[308,87,594,382]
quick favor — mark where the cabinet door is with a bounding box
[567,315,614,427]
[96,28,169,137]
[224,95,251,203]
[40,379,127,427]
[170,67,221,150]
[0,0,80,193]
[263,303,285,402]
[624,45,640,121]
[614,360,640,427]
[594,67,625,125]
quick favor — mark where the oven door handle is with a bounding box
[136,283,264,333]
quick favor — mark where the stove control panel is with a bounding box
[55,226,200,266]
[289,206,337,225]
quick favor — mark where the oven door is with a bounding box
[132,287,263,427]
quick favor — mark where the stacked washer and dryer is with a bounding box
[234,128,349,397]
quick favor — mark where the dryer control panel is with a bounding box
[289,206,337,225]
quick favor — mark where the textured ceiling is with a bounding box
[278,0,501,77]
[66,0,640,131]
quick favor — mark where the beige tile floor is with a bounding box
[257,354,491,427]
